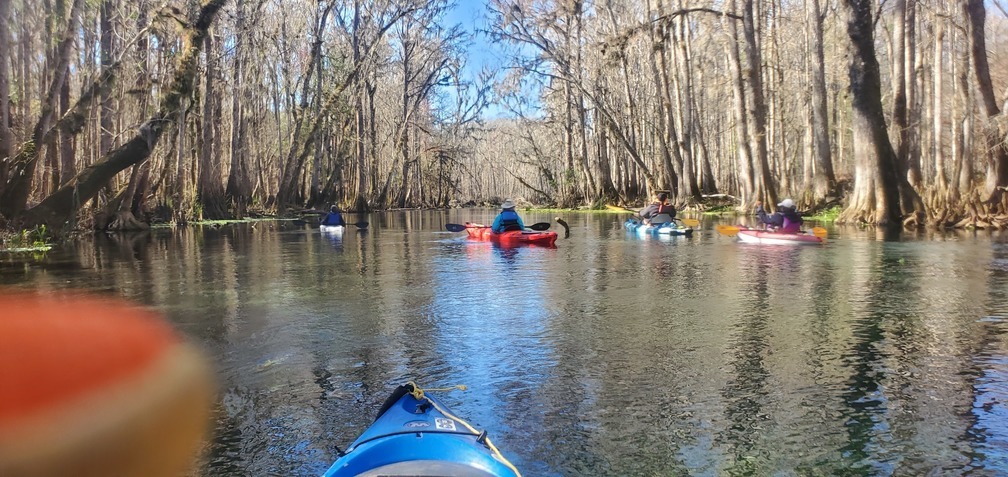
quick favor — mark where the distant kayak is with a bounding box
[735,228,823,245]
[322,382,521,477]
[464,222,558,247]
[623,218,693,237]
[320,224,345,235]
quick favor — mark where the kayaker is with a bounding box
[320,205,346,226]
[756,198,803,233]
[639,191,676,225]
[491,199,526,233]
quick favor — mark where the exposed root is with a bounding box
[106,211,150,231]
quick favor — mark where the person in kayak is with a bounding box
[492,199,526,233]
[756,198,803,233]
[639,191,676,225]
[320,205,346,226]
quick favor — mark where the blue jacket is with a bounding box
[491,209,525,233]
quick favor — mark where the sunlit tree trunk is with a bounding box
[963,0,1008,209]
[950,24,973,202]
[837,0,924,226]
[804,0,835,203]
[198,30,227,219]
[932,22,947,192]
[226,0,251,217]
[0,0,11,172]
[646,0,679,196]
[740,0,775,208]
[352,1,369,212]
[723,8,755,203]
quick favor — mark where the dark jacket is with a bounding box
[639,202,676,222]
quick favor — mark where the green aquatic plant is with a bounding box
[2,225,53,253]
[804,206,842,222]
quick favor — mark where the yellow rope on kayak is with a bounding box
[405,381,467,401]
[405,381,522,477]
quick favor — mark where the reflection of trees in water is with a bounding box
[719,251,771,475]
[963,243,1008,473]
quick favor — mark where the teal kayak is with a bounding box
[623,218,693,236]
[322,383,521,477]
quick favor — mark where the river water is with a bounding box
[3,210,1007,476]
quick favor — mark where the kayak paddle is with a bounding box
[607,204,699,227]
[715,224,743,236]
[297,219,368,228]
[716,224,828,239]
[445,222,551,232]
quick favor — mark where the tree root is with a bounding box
[106,211,150,231]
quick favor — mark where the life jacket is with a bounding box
[657,202,675,217]
[496,209,522,232]
[780,209,802,233]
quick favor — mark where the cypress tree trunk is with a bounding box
[963,0,1008,210]
[837,0,924,225]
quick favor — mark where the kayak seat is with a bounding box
[501,224,523,232]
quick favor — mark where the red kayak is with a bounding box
[464,222,558,246]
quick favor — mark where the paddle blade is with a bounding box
[527,222,551,231]
[352,221,369,229]
[715,224,741,236]
[811,227,828,238]
[445,223,467,232]
[606,204,639,214]
[679,218,700,227]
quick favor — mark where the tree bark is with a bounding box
[0,0,12,174]
[225,0,251,216]
[0,0,84,217]
[740,0,776,208]
[198,29,227,219]
[963,0,1008,205]
[805,0,836,201]
[837,0,924,225]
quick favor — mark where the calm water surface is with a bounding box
[3,210,1008,476]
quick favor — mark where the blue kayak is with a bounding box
[322,383,521,477]
[623,218,693,236]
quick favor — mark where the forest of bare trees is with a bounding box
[0,0,1006,234]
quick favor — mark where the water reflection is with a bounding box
[1,214,1007,475]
